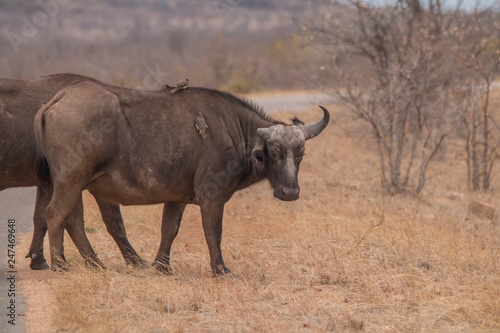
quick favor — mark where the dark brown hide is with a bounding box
[0,74,145,269]
[36,80,330,274]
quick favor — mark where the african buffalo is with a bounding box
[0,74,145,269]
[35,80,330,275]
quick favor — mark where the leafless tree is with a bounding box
[462,19,500,191]
[306,0,498,194]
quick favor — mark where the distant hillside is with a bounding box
[0,0,323,91]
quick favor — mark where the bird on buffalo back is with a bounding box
[170,78,189,93]
[195,112,208,143]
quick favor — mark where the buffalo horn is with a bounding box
[301,105,330,140]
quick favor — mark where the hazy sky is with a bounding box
[366,0,498,9]
[443,0,497,9]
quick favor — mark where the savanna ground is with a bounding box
[17,104,500,332]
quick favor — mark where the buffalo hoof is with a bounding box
[50,256,70,272]
[51,264,70,272]
[28,253,51,270]
[152,262,174,275]
[125,256,150,269]
[211,265,233,277]
[84,259,106,271]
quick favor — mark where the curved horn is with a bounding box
[301,105,330,140]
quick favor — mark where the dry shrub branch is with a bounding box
[306,0,500,194]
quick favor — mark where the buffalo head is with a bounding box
[252,106,330,201]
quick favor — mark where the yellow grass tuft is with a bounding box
[17,105,500,332]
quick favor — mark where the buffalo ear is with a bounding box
[251,149,265,172]
[251,129,268,172]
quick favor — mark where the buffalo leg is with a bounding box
[27,187,102,269]
[25,186,51,270]
[201,201,231,276]
[45,185,86,270]
[64,193,103,268]
[152,202,186,274]
[95,198,147,268]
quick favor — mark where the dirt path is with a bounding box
[250,92,335,113]
[0,187,36,332]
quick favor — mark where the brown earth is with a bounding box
[17,106,500,332]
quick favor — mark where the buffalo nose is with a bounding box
[282,186,299,199]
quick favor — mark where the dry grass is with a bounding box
[18,105,500,332]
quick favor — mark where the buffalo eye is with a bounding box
[294,146,305,163]
[269,150,279,161]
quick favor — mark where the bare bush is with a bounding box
[307,0,499,194]
[463,36,500,190]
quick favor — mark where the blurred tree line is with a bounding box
[0,0,315,92]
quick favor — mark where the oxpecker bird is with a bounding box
[195,112,208,143]
[291,116,305,126]
[170,78,189,93]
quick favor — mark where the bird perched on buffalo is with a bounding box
[291,116,305,126]
[195,112,208,143]
[170,78,189,93]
